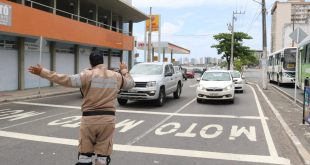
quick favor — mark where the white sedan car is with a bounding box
[196,70,235,104]
[229,70,245,93]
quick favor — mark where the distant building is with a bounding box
[271,0,310,52]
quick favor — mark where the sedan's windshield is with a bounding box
[230,71,241,78]
[130,64,163,75]
[202,72,231,81]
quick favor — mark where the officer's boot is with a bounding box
[76,153,93,165]
[95,155,111,165]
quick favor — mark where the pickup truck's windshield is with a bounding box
[130,64,163,75]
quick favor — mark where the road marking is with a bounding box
[189,84,198,88]
[255,84,310,165]
[0,109,79,130]
[0,130,290,165]
[13,101,268,120]
[248,84,278,157]
[127,98,196,145]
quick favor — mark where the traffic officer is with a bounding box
[28,49,135,165]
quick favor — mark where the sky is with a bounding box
[131,0,283,62]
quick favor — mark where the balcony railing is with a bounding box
[24,0,131,35]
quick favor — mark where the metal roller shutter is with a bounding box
[0,49,18,91]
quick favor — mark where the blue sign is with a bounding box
[303,87,310,124]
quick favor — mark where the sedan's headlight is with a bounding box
[223,84,233,91]
[197,84,206,90]
[146,81,156,88]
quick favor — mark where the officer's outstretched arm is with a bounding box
[28,64,84,88]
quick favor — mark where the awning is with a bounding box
[88,0,149,23]
[137,42,190,54]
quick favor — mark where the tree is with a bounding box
[211,32,252,70]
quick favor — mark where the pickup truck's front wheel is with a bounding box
[173,83,181,99]
[117,98,128,105]
[155,88,166,106]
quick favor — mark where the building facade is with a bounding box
[271,0,310,53]
[0,0,147,91]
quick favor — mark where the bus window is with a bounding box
[283,48,296,71]
[276,53,281,65]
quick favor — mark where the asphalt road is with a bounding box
[0,76,303,165]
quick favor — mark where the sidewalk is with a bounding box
[243,69,310,164]
[0,86,79,103]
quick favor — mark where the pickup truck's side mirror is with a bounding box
[165,72,173,77]
[196,77,201,81]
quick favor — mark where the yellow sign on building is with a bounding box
[146,15,160,32]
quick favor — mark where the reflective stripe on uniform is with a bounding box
[70,74,82,87]
[91,77,117,89]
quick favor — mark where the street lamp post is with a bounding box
[228,11,245,70]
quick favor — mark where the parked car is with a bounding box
[229,70,245,93]
[174,66,186,82]
[193,68,204,76]
[117,62,183,106]
[186,69,195,78]
[181,68,188,80]
[196,70,235,104]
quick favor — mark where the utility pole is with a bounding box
[262,0,268,90]
[147,7,152,62]
[227,11,245,70]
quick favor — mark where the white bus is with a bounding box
[267,47,297,86]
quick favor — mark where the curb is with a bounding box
[0,89,79,103]
[271,84,303,107]
[247,81,310,165]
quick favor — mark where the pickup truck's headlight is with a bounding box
[146,81,156,88]
[236,80,243,84]
[223,84,233,91]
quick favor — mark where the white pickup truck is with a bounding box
[117,62,183,106]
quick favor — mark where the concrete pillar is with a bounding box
[109,10,113,30]
[17,37,25,90]
[152,47,154,62]
[50,41,56,86]
[74,45,80,74]
[116,17,120,32]
[128,21,133,69]
[171,50,173,63]
[120,50,123,63]
[52,0,56,14]
[163,48,165,62]
[77,0,80,21]
[95,4,98,26]
[108,49,112,69]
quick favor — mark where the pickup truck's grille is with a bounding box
[135,82,147,87]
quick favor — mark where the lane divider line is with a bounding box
[247,84,279,157]
[253,83,310,165]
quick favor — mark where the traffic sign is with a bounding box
[289,28,308,44]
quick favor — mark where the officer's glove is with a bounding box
[28,64,43,75]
